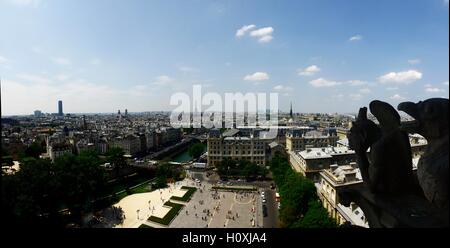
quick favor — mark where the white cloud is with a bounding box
[51,57,71,66]
[359,88,371,94]
[244,72,269,81]
[386,87,399,91]
[298,65,321,76]
[0,56,9,64]
[151,75,174,86]
[273,85,293,92]
[16,73,51,84]
[250,27,274,37]
[90,58,101,65]
[236,24,256,37]
[378,70,422,84]
[258,35,273,43]
[5,0,42,7]
[349,35,363,42]
[443,81,449,86]
[179,66,198,73]
[236,25,274,43]
[250,27,274,43]
[408,59,421,65]
[390,94,406,101]
[425,87,444,93]
[349,93,363,101]
[309,78,341,87]
[347,80,367,86]
[424,84,445,93]
[332,94,345,100]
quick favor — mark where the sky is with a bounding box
[0,0,449,115]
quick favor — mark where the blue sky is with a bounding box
[1,0,448,115]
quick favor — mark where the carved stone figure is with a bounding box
[348,100,417,195]
[341,98,449,227]
[398,98,449,210]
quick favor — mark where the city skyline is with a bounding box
[1,0,449,115]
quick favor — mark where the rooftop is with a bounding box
[297,146,354,159]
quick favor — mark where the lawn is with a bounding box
[147,201,184,226]
[139,224,153,228]
[170,186,197,202]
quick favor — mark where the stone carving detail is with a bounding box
[342,98,449,227]
[398,98,449,210]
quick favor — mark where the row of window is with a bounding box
[209,150,265,155]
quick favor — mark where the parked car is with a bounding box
[262,198,266,203]
[262,205,268,217]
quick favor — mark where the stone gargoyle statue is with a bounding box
[345,98,448,227]
[347,100,418,195]
[398,98,449,211]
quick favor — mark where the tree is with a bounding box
[106,147,127,179]
[269,153,335,228]
[292,200,337,228]
[24,141,45,158]
[188,143,204,159]
[2,152,107,227]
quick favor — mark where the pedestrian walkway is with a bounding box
[112,180,191,228]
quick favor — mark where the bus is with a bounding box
[275,192,280,202]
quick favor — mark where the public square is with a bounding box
[92,170,266,228]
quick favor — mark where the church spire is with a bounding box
[290,101,293,118]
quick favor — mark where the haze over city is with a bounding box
[1,0,449,115]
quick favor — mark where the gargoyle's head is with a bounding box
[398,98,449,140]
[348,107,381,152]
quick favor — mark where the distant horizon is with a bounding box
[1,0,448,115]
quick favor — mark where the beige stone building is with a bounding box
[286,130,339,152]
[317,163,368,227]
[289,146,356,182]
[207,129,271,167]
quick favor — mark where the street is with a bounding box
[262,189,279,228]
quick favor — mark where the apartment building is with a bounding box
[317,163,368,227]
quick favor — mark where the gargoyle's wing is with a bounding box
[369,100,401,130]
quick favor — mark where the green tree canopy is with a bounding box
[188,143,204,159]
[292,200,337,228]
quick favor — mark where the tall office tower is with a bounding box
[58,100,63,116]
[125,109,128,116]
[118,110,121,115]
[34,110,42,117]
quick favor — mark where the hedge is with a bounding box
[139,224,153,228]
[170,186,197,202]
[147,201,184,226]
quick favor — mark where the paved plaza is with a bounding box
[111,181,187,228]
[170,174,264,228]
[95,171,264,228]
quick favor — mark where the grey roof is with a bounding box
[268,141,280,148]
[222,129,240,137]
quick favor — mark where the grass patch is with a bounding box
[211,186,257,192]
[147,201,184,226]
[139,224,153,228]
[170,186,197,202]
